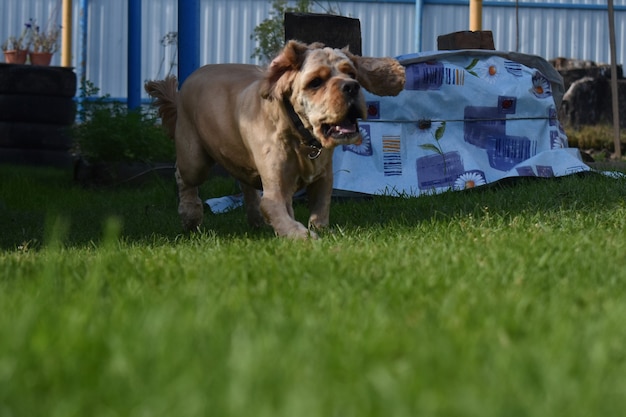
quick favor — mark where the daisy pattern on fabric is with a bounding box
[454,170,487,190]
[415,119,445,144]
[416,119,447,160]
[342,125,373,156]
[476,58,501,84]
[530,71,552,99]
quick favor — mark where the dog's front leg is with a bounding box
[306,173,333,231]
[260,188,316,239]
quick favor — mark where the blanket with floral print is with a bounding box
[331,50,589,195]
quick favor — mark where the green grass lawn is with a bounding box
[1,164,626,417]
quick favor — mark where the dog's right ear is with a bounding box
[260,40,310,100]
[343,49,406,97]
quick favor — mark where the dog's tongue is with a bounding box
[331,119,357,134]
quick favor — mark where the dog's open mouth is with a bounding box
[323,119,359,139]
[322,107,362,143]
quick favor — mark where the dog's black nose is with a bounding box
[342,80,360,97]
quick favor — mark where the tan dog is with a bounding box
[145,40,405,238]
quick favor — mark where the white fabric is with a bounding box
[206,51,599,213]
[332,50,590,196]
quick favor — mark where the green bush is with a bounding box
[250,1,342,63]
[565,123,626,154]
[250,0,313,63]
[72,80,174,164]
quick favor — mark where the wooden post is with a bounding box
[608,0,622,159]
[61,0,72,67]
[470,0,483,31]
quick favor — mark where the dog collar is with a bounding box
[282,97,323,159]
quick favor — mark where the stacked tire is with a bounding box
[0,63,77,168]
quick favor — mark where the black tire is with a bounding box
[0,121,74,150]
[0,148,74,168]
[0,94,76,125]
[0,63,77,97]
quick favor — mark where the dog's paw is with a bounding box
[307,228,319,240]
[308,215,329,230]
[179,201,204,231]
[278,222,319,240]
[246,207,266,228]
[180,216,203,231]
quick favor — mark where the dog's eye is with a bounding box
[307,77,324,90]
[347,72,357,79]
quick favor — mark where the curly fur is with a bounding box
[145,41,405,238]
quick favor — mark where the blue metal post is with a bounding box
[178,0,200,87]
[128,0,141,109]
[415,0,423,52]
[78,0,89,120]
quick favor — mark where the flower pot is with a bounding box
[29,52,53,66]
[3,50,28,64]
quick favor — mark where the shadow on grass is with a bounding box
[327,171,626,232]
[1,164,625,250]
[0,164,274,250]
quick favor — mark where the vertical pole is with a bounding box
[469,0,483,31]
[77,0,89,120]
[61,0,72,67]
[608,0,622,159]
[178,0,200,87]
[79,0,88,81]
[128,0,141,110]
[415,0,423,52]
[515,0,520,52]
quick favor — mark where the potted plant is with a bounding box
[28,19,61,66]
[1,23,31,65]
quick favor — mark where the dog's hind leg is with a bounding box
[175,167,204,231]
[306,174,333,230]
[240,183,265,228]
[174,107,213,231]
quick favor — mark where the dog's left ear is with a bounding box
[343,48,406,96]
[260,40,311,100]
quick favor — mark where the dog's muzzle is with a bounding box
[322,102,364,144]
[320,80,365,143]
[323,110,359,139]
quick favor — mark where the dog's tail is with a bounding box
[145,75,178,139]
